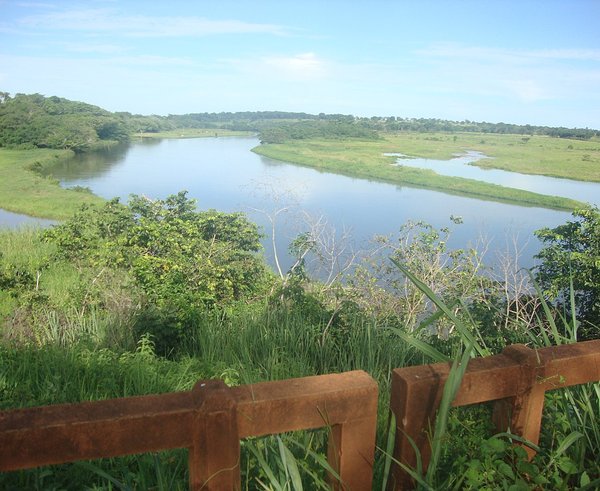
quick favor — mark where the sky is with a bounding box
[1,0,599,129]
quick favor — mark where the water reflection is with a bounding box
[42,143,131,181]
[390,151,600,207]
[42,137,577,270]
[0,208,55,229]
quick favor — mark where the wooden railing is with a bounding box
[0,370,378,490]
[1,340,599,490]
[389,339,600,490]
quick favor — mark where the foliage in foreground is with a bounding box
[39,192,272,354]
[385,258,600,490]
[535,206,600,337]
[0,204,599,488]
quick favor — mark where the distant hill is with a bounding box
[0,92,133,152]
[1,91,597,152]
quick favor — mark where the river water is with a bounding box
[13,136,576,272]
[0,208,55,228]
[388,151,600,207]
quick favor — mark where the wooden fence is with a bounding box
[0,371,378,490]
[1,340,599,490]
[389,339,600,489]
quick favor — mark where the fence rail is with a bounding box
[0,370,378,490]
[1,340,599,490]
[389,339,600,490]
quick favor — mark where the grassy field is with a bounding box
[253,133,589,210]
[0,130,255,220]
[379,132,600,181]
[0,149,104,220]
[2,131,595,220]
[135,128,254,139]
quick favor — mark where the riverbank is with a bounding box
[0,148,104,220]
[0,131,254,223]
[135,129,254,139]
[379,132,600,182]
[1,131,591,222]
[252,134,589,210]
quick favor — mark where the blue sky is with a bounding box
[1,0,599,128]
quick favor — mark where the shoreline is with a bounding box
[1,130,592,224]
[252,139,587,211]
[0,148,104,221]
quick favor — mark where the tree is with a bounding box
[43,192,272,353]
[535,207,600,338]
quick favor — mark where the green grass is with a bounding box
[378,132,600,182]
[135,128,254,139]
[252,133,595,210]
[1,221,598,489]
[0,303,412,489]
[0,148,104,220]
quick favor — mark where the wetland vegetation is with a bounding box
[1,92,599,488]
[0,148,103,219]
[252,136,588,210]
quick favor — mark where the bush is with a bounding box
[43,191,273,352]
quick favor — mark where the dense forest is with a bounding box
[0,91,599,488]
[1,92,598,152]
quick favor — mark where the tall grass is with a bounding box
[1,224,598,488]
[185,303,411,384]
[381,260,600,489]
[0,148,103,219]
[0,300,417,489]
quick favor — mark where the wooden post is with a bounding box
[492,344,547,459]
[327,414,378,490]
[232,370,378,490]
[389,341,600,489]
[388,348,534,489]
[388,364,446,490]
[188,380,240,490]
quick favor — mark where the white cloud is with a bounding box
[18,8,288,37]
[502,79,549,103]
[62,43,125,54]
[15,2,56,8]
[419,43,600,65]
[108,55,195,67]
[412,42,600,105]
[525,49,600,63]
[261,53,327,80]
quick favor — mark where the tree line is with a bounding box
[1,91,598,152]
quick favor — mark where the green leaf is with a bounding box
[556,456,578,474]
[483,437,507,454]
[580,471,591,487]
[386,326,450,363]
[497,461,515,480]
[278,437,303,491]
[390,258,487,356]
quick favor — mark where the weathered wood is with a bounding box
[232,370,377,437]
[492,344,547,459]
[0,391,199,470]
[189,380,240,491]
[389,339,600,490]
[232,370,378,490]
[0,370,378,490]
[327,415,378,490]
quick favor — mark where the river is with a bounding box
[387,151,600,207]
[4,137,580,272]
[0,208,55,228]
